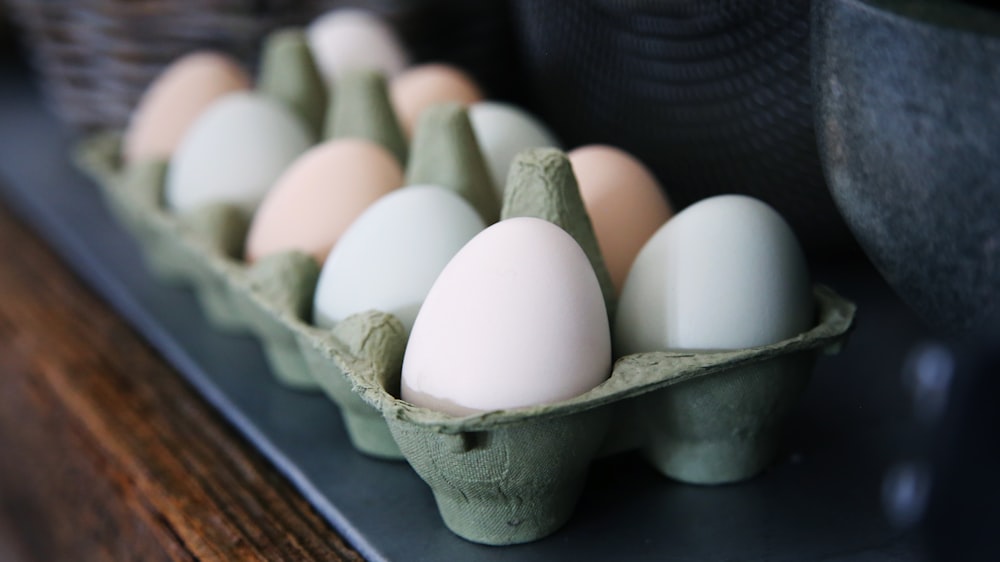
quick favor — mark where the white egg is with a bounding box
[312,185,485,333]
[468,101,560,199]
[165,92,312,216]
[615,195,814,355]
[306,9,409,85]
[402,217,611,415]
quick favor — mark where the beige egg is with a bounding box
[389,64,484,137]
[123,51,250,163]
[245,138,404,264]
[568,145,673,294]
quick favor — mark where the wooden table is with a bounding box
[0,202,363,560]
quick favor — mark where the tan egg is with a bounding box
[568,145,673,294]
[245,138,404,264]
[123,52,250,163]
[389,64,484,137]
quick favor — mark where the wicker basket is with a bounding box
[5,0,517,133]
[4,0,322,131]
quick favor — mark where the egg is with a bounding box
[306,9,409,85]
[123,51,250,163]
[165,92,312,216]
[401,217,611,415]
[313,185,485,333]
[468,101,560,198]
[244,138,404,264]
[389,64,484,138]
[615,195,814,355]
[568,145,673,294]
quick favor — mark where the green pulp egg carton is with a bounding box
[294,101,501,458]
[73,29,345,388]
[74,29,857,547]
[326,148,855,545]
[76,139,253,332]
[73,49,501,456]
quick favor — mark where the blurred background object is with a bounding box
[2,0,519,132]
[920,342,1000,561]
[4,0,997,330]
[4,0,854,255]
[882,325,1000,561]
[813,0,1000,332]
[508,0,851,253]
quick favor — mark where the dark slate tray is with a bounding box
[0,60,924,560]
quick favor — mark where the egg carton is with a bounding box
[74,36,856,546]
[74,72,512,458]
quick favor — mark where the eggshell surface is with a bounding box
[468,101,560,198]
[313,185,485,333]
[401,217,612,416]
[390,64,484,137]
[307,9,408,84]
[568,145,672,294]
[245,138,404,264]
[124,52,250,163]
[165,92,311,216]
[615,195,813,355]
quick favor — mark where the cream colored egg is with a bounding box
[165,92,312,216]
[312,185,485,333]
[615,195,814,355]
[245,138,404,264]
[389,64,484,138]
[568,145,672,294]
[468,101,560,199]
[401,217,611,415]
[306,9,409,84]
[124,51,250,163]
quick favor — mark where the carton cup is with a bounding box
[297,312,407,459]
[338,285,852,544]
[73,55,858,545]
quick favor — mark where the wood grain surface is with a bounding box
[0,201,363,561]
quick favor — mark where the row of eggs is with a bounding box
[121,9,814,417]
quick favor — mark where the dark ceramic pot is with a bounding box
[813,0,1000,331]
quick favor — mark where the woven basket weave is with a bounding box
[5,0,517,132]
[5,0,325,130]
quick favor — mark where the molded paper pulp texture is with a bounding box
[325,69,407,164]
[74,96,856,547]
[71,86,500,454]
[257,29,327,141]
